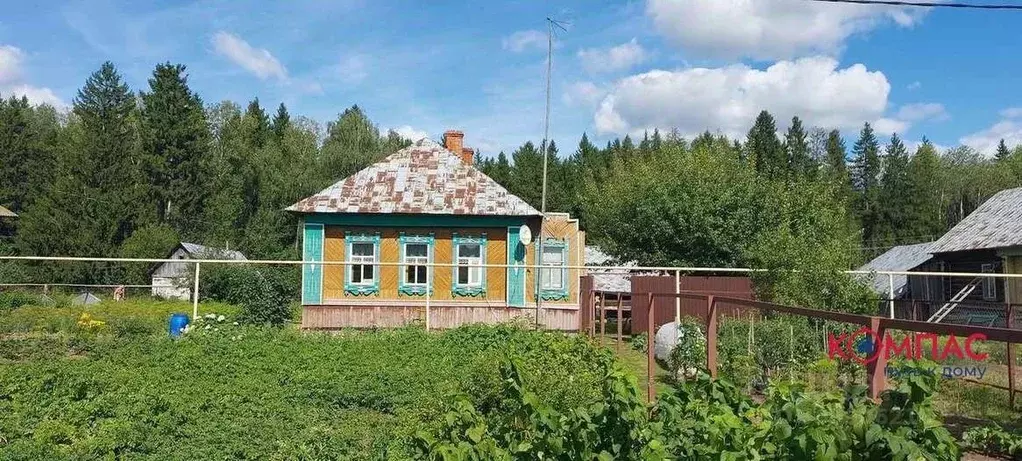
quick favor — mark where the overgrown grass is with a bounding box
[0,300,610,460]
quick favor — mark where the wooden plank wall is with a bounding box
[322,226,509,302]
[631,276,757,333]
[302,305,578,330]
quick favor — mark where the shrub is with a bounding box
[199,264,297,325]
[0,291,44,312]
[666,317,705,381]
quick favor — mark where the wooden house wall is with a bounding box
[322,226,508,302]
[527,215,583,307]
[302,304,578,330]
[1004,254,1022,305]
[151,247,191,279]
[924,250,1005,303]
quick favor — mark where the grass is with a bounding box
[0,298,612,460]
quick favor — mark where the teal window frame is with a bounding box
[452,233,488,297]
[536,238,569,301]
[398,233,434,296]
[344,232,381,296]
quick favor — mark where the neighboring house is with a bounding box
[585,245,636,294]
[856,242,934,300]
[288,131,585,330]
[0,205,16,238]
[150,243,247,300]
[921,187,1022,307]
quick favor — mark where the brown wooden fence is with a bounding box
[630,276,756,333]
[636,292,1022,408]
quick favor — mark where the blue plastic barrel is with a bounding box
[169,313,190,337]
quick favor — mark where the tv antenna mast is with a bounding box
[537,17,568,327]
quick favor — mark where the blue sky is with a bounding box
[0,0,1020,156]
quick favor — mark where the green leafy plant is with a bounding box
[963,424,1022,458]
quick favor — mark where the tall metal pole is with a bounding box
[192,262,201,320]
[536,18,556,328]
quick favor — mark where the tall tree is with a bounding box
[851,123,882,246]
[490,152,512,186]
[0,97,60,213]
[17,62,143,282]
[876,133,911,243]
[243,98,271,149]
[996,138,1012,161]
[319,105,386,182]
[904,138,945,240]
[746,110,784,179]
[140,63,210,235]
[784,116,810,179]
[507,141,544,208]
[272,102,290,140]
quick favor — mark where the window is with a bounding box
[350,242,376,285]
[452,234,487,297]
[404,243,428,286]
[540,245,566,290]
[981,263,997,300]
[344,233,380,296]
[457,243,483,286]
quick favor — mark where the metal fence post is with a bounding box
[706,295,718,379]
[192,261,201,320]
[646,292,655,403]
[616,295,624,352]
[599,292,606,345]
[675,270,681,340]
[425,263,431,331]
[1007,303,1015,409]
[888,273,895,319]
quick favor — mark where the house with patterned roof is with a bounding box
[288,131,585,330]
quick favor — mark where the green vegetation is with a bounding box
[0,300,610,460]
[963,424,1022,458]
[417,359,960,460]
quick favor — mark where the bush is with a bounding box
[199,264,297,325]
[666,317,705,381]
[0,291,44,312]
[963,425,1022,458]
[418,359,961,460]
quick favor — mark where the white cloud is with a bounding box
[563,81,604,108]
[959,111,1022,156]
[646,0,930,60]
[0,45,24,84]
[391,125,431,141]
[577,39,648,74]
[896,103,948,122]
[594,56,892,138]
[0,44,66,108]
[907,81,921,91]
[999,107,1022,119]
[337,54,367,84]
[211,31,287,81]
[872,117,908,136]
[502,30,546,53]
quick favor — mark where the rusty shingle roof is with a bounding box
[930,187,1022,253]
[287,139,541,216]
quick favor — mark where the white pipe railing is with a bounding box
[2,255,1022,279]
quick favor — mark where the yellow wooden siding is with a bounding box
[321,226,509,302]
[1005,255,1022,305]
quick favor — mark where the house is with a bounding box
[856,242,934,300]
[0,205,16,219]
[150,243,247,300]
[912,187,1022,323]
[288,131,586,330]
[0,205,16,238]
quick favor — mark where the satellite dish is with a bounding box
[519,225,532,245]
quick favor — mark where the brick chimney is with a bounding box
[444,130,474,165]
[444,130,464,156]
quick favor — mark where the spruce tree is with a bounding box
[508,141,544,208]
[16,62,142,282]
[746,110,784,179]
[140,63,210,235]
[492,152,512,186]
[784,116,809,179]
[851,123,882,246]
[877,133,911,243]
[272,103,291,140]
[905,138,945,240]
[996,138,1011,161]
[243,98,271,149]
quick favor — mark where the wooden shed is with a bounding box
[150,243,247,300]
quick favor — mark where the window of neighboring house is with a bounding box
[404,242,429,286]
[540,245,566,291]
[350,242,376,285]
[981,263,997,300]
[456,243,483,287]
